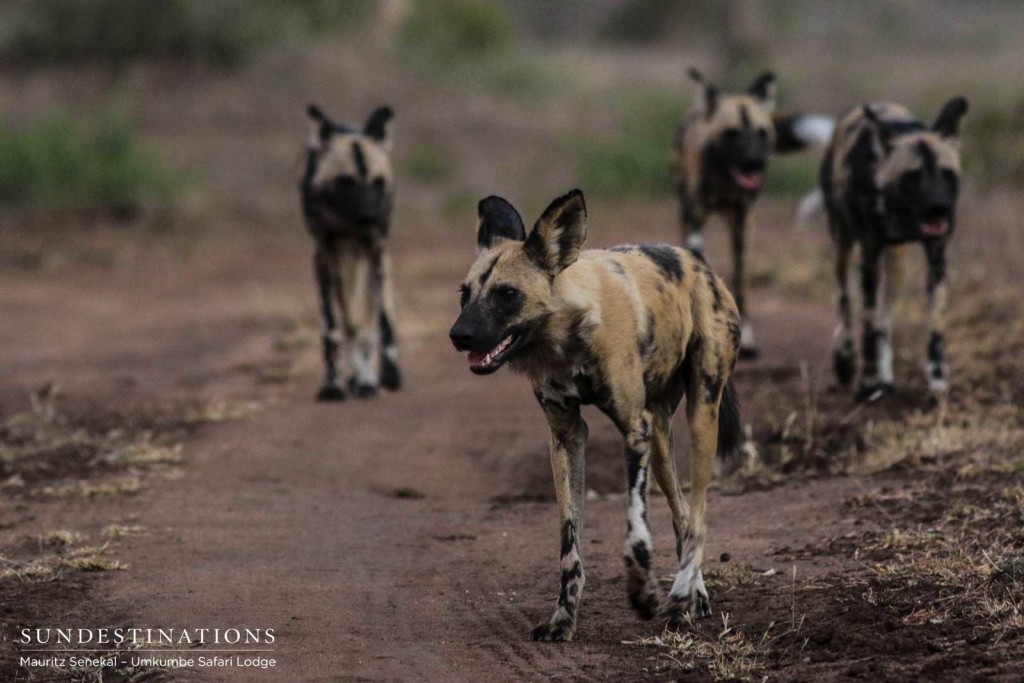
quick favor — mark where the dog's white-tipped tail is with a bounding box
[793,115,835,147]
[774,113,836,154]
[794,188,825,231]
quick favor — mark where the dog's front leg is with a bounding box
[313,248,345,401]
[924,242,949,394]
[531,399,588,642]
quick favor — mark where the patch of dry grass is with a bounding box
[630,613,775,682]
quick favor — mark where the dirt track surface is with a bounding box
[0,208,981,682]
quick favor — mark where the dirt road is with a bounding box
[2,205,896,682]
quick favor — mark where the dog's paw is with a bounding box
[380,360,402,391]
[833,347,856,386]
[662,588,711,630]
[315,384,346,402]
[530,620,575,642]
[627,579,661,620]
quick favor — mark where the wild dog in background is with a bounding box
[673,68,832,358]
[301,104,401,400]
[449,190,742,640]
[820,97,968,400]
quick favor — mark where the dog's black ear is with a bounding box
[307,103,332,149]
[364,106,394,148]
[477,196,526,252]
[747,71,776,112]
[862,104,894,153]
[524,189,587,276]
[688,67,718,118]
[932,96,968,139]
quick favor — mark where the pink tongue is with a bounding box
[734,170,763,190]
[468,351,486,366]
[921,220,948,236]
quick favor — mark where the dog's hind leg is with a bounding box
[314,247,345,401]
[620,409,661,620]
[531,400,588,642]
[377,251,402,391]
[663,351,722,627]
[649,408,690,564]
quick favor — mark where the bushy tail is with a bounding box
[773,113,835,153]
[717,379,742,466]
[794,187,826,230]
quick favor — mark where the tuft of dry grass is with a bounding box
[629,613,773,682]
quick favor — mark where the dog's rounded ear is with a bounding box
[747,71,776,112]
[307,103,331,150]
[932,96,968,139]
[477,196,526,253]
[364,106,394,150]
[524,189,587,276]
[688,67,718,118]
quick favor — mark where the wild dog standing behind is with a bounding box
[820,98,968,400]
[301,104,402,400]
[673,68,833,358]
[449,190,742,640]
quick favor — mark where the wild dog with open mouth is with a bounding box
[820,97,968,400]
[673,68,832,358]
[301,104,401,400]
[449,189,742,641]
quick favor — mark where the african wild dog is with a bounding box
[673,68,832,358]
[819,97,968,400]
[449,190,742,640]
[301,104,401,401]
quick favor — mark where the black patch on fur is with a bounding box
[560,520,576,556]
[610,245,636,254]
[638,245,683,282]
[631,541,651,570]
[477,255,498,288]
[351,141,368,182]
[927,332,946,367]
[918,140,938,176]
[363,105,393,142]
[638,311,656,358]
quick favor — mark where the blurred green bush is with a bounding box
[0,0,372,68]
[0,110,181,216]
[398,0,515,66]
[574,89,683,199]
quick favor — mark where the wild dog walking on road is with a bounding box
[301,104,401,401]
[818,98,968,400]
[673,68,832,358]
[449,190,743,641]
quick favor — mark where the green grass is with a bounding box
[0,0,373,68]
[398,0,515,67]
[0,109,181,216]
[573,88,683,199]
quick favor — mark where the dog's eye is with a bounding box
[459,285,470,308]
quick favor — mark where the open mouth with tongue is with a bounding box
[467,332,522,375]
[731,165,764,192]
[920,219,949,237]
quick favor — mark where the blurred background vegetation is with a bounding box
[0,0,1020,222]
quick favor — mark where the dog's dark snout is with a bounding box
[449,322,475,351]
[924,202,952,221]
